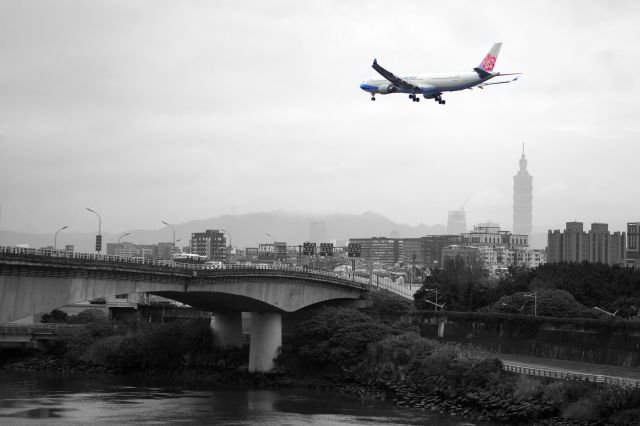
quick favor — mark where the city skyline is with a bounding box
[1,1,640,235]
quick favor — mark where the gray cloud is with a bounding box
[1,0,639,237]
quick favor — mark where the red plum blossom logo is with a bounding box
[482,54,496,71]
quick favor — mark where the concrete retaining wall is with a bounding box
[400,312,640,367]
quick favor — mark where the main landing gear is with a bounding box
[409,94,420,102]
[434,95,446,105]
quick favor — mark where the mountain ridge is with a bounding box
[0,210,547,252]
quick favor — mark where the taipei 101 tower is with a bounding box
[513,143,533,236]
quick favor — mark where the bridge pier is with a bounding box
[212,311,244,348]
[248,312,281,372]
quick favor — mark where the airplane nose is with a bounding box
[360,82,374,92]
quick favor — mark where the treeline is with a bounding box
[414,260,640,318]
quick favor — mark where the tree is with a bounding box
[414,257,488,311]
[611,296,640,319]
[289,307,397,372]
[67,308,108,324]
[482,288,598,319]
[41,309,68,323]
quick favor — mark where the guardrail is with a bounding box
[502,362,640,388]
[0,246,419,299]
[0,323,83,334]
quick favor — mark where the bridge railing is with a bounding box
[502,362,640,389]
[1,246,420,298]
[1,246,191,269]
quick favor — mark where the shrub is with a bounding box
[68,308,108,324]
[289,307,397,372]
[84,335,127,366]
[512,376,542,401]
[360,332,436,380]
[541,381,593,407]
[608,407,640,425]
[562,396,601,420]
[41,309,68,323]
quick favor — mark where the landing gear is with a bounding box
[371,95,376,101]
[434,95,446,105]
[409,94,420,102]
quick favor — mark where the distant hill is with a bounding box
[0,211,447,252]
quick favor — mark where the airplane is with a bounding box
[359,43,520,105]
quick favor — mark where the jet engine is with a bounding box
[378,84,397,94]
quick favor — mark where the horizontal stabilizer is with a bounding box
[475,75,520,89]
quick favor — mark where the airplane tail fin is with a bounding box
[475,43,502,76]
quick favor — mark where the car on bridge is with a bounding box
[202,261,225,269]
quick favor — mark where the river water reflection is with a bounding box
[0,370,490,425]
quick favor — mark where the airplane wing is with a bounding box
[372,59,422,93]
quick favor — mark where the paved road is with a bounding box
[495,353,640,382]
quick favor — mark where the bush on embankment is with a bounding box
[282,306,640,425]
[283,306,404,374]
[45,318,216,372]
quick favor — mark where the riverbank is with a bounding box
[4,309,640,425]
[4,352,636,426]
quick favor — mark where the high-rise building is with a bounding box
[463,224,528,248]
[442,245,480,268]
[513,143,533,236]
[547,222,626,266]
[402,238,423,265]
[447,210,467,235]
[348,237,402,266]
[421,235,464,268]
[190,229,226,262]
[627,222,640,268]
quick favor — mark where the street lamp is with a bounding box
[54,225,68,250]
[161,220,176,253]
[423,288,441,311]
[594,306,618,317]
[265,232,276,266]
[118,232,131,244]
[86,207,102,252]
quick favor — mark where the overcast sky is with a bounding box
[1,0,639,236]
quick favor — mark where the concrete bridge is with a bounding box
[0,247,372,372]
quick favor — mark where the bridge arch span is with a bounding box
[1,253,371,372]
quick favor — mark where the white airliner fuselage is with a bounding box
[360,43,519,105]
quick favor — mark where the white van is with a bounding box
[203,261,225,270]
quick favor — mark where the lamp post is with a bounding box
[422,288,444,311]
[54,225,68,250]
[161,220,176,254]
[265,232,276,266]
[220,228,232,263]
[86,207,102,252]
[118,232,131,244]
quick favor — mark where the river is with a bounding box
[0,370,496,425]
